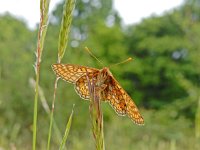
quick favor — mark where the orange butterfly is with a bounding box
[52,64,144,125]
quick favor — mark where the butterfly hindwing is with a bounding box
[75,72,99,100]
[104,73,144,125]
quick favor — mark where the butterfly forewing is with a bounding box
[52,64,99,83]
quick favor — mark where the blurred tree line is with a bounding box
[0,0,199,149]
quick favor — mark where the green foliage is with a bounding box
[0,14,35,148]
[124,10,199,109]
[0,0,200,149]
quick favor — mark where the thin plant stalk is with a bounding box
[47,77,59,150]
[47,0,76,149]
[86,72,105,150]
[29,78,63,143]
[33,0,50,149]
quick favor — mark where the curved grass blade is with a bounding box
[59,105,75,150]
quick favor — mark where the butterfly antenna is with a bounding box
[85,47,104,66]
[109,57,133,68]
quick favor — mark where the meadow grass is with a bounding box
[33,0,50,149]
[47,0,75,149]
[33,0,76,149]
[86,72,105,150]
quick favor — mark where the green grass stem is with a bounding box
[47,0,76,149]
[86,72,105,150]
[33,0,50,149]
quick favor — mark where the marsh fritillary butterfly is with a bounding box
[52,64,144,125]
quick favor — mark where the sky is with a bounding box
[0,0,184,29]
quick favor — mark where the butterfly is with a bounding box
[52,64,144,125]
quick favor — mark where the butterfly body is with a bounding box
[52,64,144,125]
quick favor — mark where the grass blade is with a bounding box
[33,0,50,149]
[59,105,75,150]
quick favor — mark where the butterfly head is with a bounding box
[96,67,110,85]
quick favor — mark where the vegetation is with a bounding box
[0,0,199,149]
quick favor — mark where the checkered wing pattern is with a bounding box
[104,74,144,125]
[75,72,99,100]
[52,64,144,125]
[52,64,99,84]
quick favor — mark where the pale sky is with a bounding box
[0,0,184,29]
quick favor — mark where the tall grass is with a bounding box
[47,0,76,149]
[33,0,50,149]
[86,72,105,150]
[29,78,63,144]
